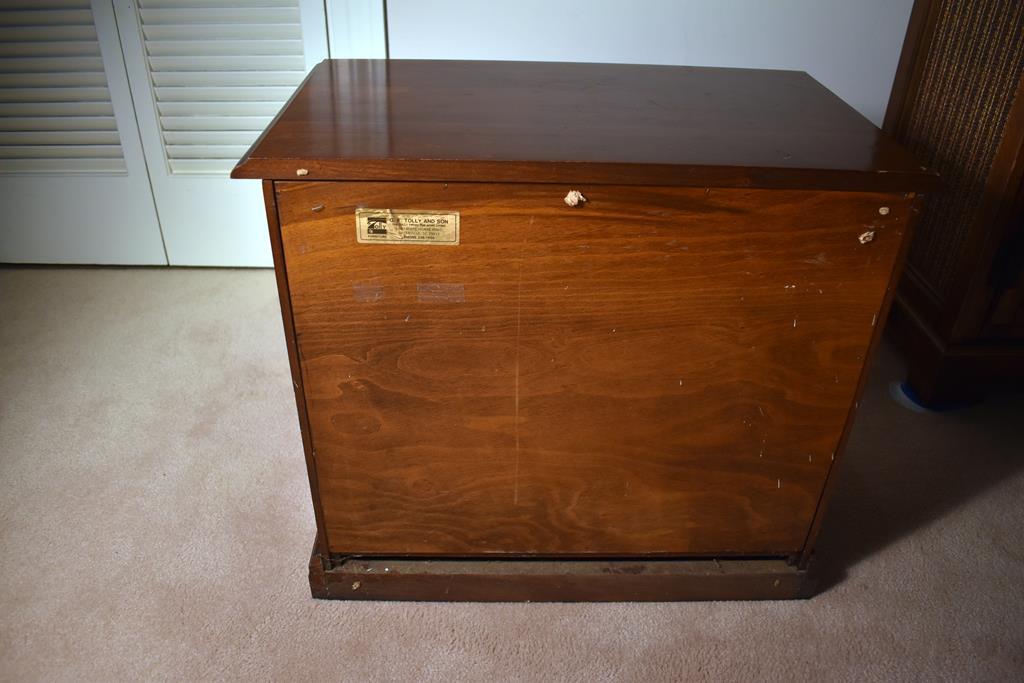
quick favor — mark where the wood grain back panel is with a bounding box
[277,181,911,556]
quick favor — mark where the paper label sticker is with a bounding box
[355,209,459,245]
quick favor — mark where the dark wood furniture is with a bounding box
[234,59,937,601]
[884,0,1024,407]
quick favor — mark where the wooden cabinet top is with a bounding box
[232,59,937,192]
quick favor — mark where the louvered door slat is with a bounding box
[0,71,108,86]
[147,39,302,56]
[0,24,96,40]
[1,157,125,173]
[151,70,303,86]
[0,10,94,26]
[0,115,118,131]
[166,158,240,174]
[0,56,105,72]
[0,101,114,116]
[139,7,299,25]
[0,86,113,102]
[162,130,259,145]
[159,114,272,130]
[165,143,250,158]
[0,40,102,57]
[140,0,294,7]
[156,85,297,101]
[147,55,304,71]
[0,143,122,158]
[0,0,90,6]
[156,100,283,116]
[0,0,126,174]
[137,0,306,175]
[143,22,301,40]
[0,130,120,145]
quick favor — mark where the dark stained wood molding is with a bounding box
[309,545,815,602]
[887,295,1024,405]
[235,159,938,194]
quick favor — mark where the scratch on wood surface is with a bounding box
[416,282,466,303]
[513,221,529,505]
[352,282,384,303]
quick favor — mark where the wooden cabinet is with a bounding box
[234,59,937,601]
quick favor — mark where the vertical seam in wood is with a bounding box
[512,224,528,505]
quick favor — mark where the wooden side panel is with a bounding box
[277,182,910,557]
[262,180,330,562]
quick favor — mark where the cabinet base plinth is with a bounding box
[308,544,816,602]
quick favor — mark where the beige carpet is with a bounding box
[1,267,1022,681]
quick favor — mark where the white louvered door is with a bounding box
[0,0,166,264]
[113,0,328,266]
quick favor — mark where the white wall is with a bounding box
[327,0,387,58]
[386,0,914,127]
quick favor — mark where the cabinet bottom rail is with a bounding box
[309,543,817,602]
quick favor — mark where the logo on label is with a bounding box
[366,216,388,235]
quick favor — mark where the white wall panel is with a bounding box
[386,0,914,127]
